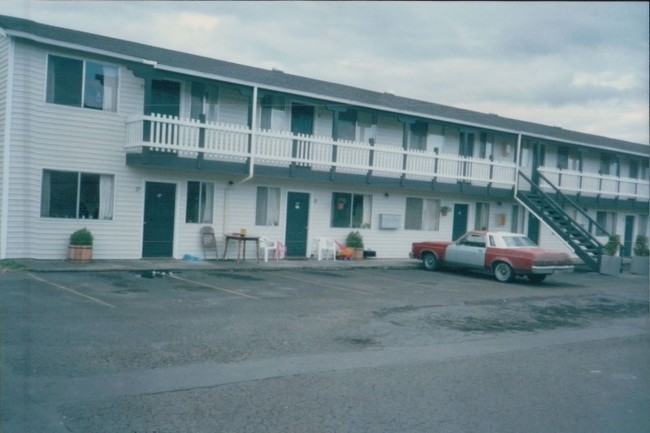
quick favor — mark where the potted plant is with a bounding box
[346,230,364,260]
[441,206,451,216]
[631,234,649,275]
[599,234,621,275]
[68,228,93,262]
[336,196,347,210]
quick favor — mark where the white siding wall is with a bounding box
[0,37,9,252]
[6,41,148,259]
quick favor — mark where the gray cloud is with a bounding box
[0,1,647,144]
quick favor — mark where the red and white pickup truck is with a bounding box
[410,231,574,283]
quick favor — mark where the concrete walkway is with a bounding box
[15,257,421,273]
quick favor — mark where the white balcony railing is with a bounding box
[538,166,650,201]
[122,114,648,200]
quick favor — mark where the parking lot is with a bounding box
[1,266,649,433]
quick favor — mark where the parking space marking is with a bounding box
[169,274,260,300]
[280,273,373,295]
[27,273,116,308]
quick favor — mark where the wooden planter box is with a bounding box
[68,245,93,263]
[630,256,649,275]
[352,248,364,260]
[599,255,621,275]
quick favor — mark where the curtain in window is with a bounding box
[102,66,118,112]
[41,170,52,217]
[362,195,372,227]
[200,182,214,223]
[422,199,440,231]
[267,187,280,225]
[98,175,114,220]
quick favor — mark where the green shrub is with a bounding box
[633,235,649,256]
[602,234,620,256]
[70,228,93,246]
[346,231,364,249]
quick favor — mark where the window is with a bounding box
[41,170,114,219]
[557,146,569,170]
[186,181,214,223]
[408,122,428,151]
[259,95,285,130]
[256,186,280,226]
[599,154,618,176]
[47,55,118,112]
[331,192,372,228]
[337,110,357,141]
[629,159,639,179]
[596,211,616,236]
[474,202,490,230]
[405,197,440,231]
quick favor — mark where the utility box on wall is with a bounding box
[379,214,401,230]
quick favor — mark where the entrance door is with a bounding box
[285,192,310,257]
[452,203,469,241]
[145,80,181,143]
[143,182,176,258]
[291,104,314,166]
[622,215,635,257]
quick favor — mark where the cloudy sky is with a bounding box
[2,1,648,145]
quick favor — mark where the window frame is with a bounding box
[404,197,440,231]
[331,192,372,228]
[46,53,119,112]
[40,169,114,220]
[255,186,281,226]
[185,181,215,224]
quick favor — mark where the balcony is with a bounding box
[538,166,649,202]
[126,114,518,191]
[125,115,650,204]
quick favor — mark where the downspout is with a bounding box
[223,86,258,235]
[514,133,522,198]
[235,85,257,185]
[1,38,15,259]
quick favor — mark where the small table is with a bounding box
[223,233,260,262]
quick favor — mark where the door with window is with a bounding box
[145,79,181,143]
[285,192,310,257]
[143,182,176,258]
[291,104,314,167]
[452,204,469,241]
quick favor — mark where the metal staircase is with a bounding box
[516,171,610,271]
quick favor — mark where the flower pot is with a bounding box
[68,245,93,263]
[352,248,364,260]
[599,255,621,275]
[630,256,649,275]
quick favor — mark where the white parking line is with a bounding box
[169,274,260,300]
[27,273,116,308]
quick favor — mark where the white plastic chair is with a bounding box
[315,237,337,261]
[259,237,286,262]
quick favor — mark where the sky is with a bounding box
[1,1,648,145]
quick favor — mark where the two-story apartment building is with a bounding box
[1,15,648,269]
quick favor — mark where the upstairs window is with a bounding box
[47,55,118,112]
[41,170,114,220]
[331,192,372,228]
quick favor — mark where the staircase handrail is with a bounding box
[535,171,611,240]
[518,171,608,244]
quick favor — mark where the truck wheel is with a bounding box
[422,253,439,271]
[493,262,514,282]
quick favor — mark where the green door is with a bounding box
[285,192,310,257]
[143,182,176,257]
[452,204,468,241]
